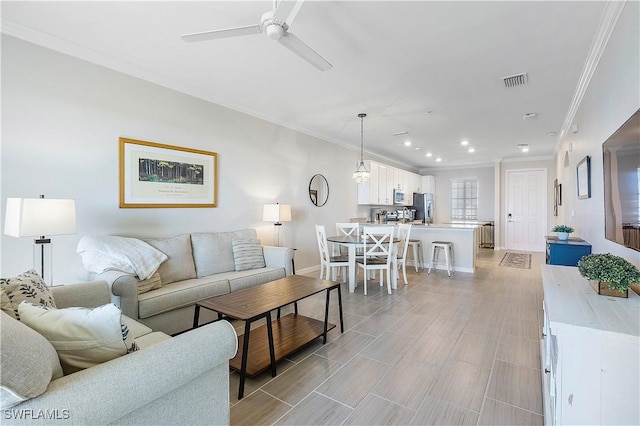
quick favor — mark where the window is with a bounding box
[451,178,478,220]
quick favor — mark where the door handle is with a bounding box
[508,213,513,222]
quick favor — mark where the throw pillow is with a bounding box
[137,271,162,294]
[0,270,56,320]
[232,239,266,272]
[0,311,64,409]
[18,302,137,375]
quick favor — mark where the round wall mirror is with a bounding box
[309,174,329,207]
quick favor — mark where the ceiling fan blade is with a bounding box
[278,32,332,71]
[273,0,304,25]
[181,25,261,43]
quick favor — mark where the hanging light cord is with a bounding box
[359,113,366,162]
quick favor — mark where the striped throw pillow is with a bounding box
[232,239,266,272]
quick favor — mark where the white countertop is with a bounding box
[364,222,479,230]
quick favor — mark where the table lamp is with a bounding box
[4,195,76,285]
[263,203,291,247]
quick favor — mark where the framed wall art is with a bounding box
[576,155,591,200]
[119,137,217,208]
[553,179,559,216]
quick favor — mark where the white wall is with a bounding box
[554,1,639,267]
[0,36,362,283]
[423,166,495,224]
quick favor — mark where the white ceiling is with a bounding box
[1,1,607,170]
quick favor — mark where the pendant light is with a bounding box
[353,113,370,184]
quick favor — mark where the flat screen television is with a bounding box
[602,108,640,252]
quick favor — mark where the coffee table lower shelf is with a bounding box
[230,313,335,376]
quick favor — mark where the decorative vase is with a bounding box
[589,280,628,298]
[557,232,569,240]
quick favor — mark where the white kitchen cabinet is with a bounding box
[540,265,639,426]
[421,175,435,194]
[357,161,392,205]
[357,162,420,206]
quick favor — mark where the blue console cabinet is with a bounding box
[545,236,592,266]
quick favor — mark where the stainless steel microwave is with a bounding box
[393,189,405,204]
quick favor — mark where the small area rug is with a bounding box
[499,252,531,269]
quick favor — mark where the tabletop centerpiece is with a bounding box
[551,224,574,241]
[577,253,640,298]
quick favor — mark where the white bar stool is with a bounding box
[407,239,424,271]
[427,241,454,276]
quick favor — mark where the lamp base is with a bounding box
[33,238,53,285]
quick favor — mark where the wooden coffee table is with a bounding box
[193,275,344,399]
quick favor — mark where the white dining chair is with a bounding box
[315,225,348,281]
[396,223,412,286]
[336,222,363,257]
[356,226,395,295]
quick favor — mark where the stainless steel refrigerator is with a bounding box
[413,192,434,224]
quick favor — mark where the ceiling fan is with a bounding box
[181,0,332,71]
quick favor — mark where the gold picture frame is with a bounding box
[119,137,217,208]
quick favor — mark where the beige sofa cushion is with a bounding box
[0,311,63,409]
[0,270,56,320]
[191,229,258,277]
[145,234,196,285]
[137,277,230,319]
[222,268,286,292]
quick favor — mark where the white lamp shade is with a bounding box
[4,198,76,237]
[262,203,292,223]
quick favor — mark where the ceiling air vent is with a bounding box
[503,73,528,88]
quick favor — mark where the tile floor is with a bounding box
[228,249,545,425]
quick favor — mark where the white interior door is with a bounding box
[506,169,547,251]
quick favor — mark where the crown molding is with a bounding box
[554,0,627,155]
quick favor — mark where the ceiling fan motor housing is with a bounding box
[261,10,287,40]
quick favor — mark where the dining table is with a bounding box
[326,234,399,293]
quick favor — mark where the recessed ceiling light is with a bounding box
[415,147,421,150]
[426,152,433,157]
[461,140,469,146]
[522,147,529,152]
[404,141,411,146]
[468,148,475,153]
[436,157,442,162]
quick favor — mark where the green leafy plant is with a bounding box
[551,225,574,233]
[577,253,640,292]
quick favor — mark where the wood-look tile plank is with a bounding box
[360,331,415,365]
[428,360,492,412]
[230,390,291,426]
[410,394,479,425]
[487,360,543,414]
[451,332,498,370]
[316,355,388,408]
[343,394,416,425]
[273,392,352,425]
[496,334,541,369]
[261,354,343,405]
[372,358,441,409]
[478,397,544,425]
[314,329,377,364]
[426,314,468,339]
[407,332,457,366]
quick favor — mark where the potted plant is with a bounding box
[577,253,640,298]
[551,224,574,240]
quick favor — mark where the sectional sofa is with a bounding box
[1,280,237,425]
[79,229,295,335]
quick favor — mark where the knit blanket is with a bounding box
[77,235,167,279]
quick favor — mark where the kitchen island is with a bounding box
[366,222,480,273]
